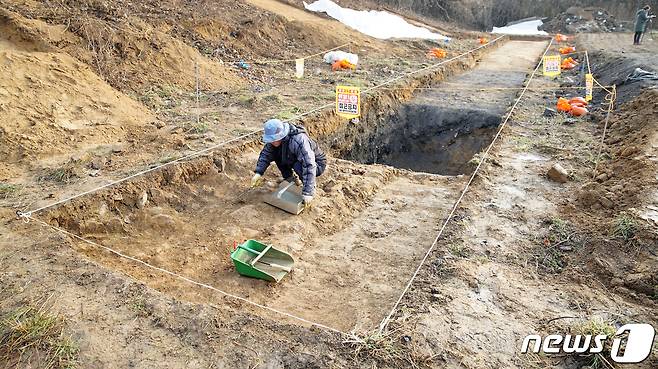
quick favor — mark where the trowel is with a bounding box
[263,180,305,215]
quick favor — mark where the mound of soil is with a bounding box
[541,7,625,34]
[0,8,243,93]
[0,0,367,94]
[576,90,658,212]
[562,88,658,302]
[0,21,156,173]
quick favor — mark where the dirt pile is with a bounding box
[561,88,658,303]
[0,16,156,176]
[581,46,658,105]
[541,7,625,34]
[0,7,243,93]
[576,89,658,213]
[0,0,362,93]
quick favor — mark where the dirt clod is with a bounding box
[547,163,569,183]
[213,156,227,172]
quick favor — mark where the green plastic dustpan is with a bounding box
[230,240,294,282]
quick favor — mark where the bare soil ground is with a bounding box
[8,41,544,337]
[0,0,485,206]
[396,64,658,369]
[1,1,658,368]
[578,32,658,70]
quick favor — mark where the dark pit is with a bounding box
[339,104,502,175]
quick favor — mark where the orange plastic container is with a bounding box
[555,34,569,43]
[561,57,575,64]
[561,61,576,70]
[570,106,588,117]
[559,46,576,55]
[569,97,588,106]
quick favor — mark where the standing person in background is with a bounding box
[634,5,655,45]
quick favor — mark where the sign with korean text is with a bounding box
[585,73,593,101]
[335,85,360,119]
[543,55,561,77]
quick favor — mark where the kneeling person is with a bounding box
[251,119,327,206]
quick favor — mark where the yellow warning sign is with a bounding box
[543,55,561,77]
[335,85,360,119]
[585,74,593,101]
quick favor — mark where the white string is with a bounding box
[17,128,263,218]
[363,36,505,93]
[12,35,513,341]
[222,42,350,64]
[592,85,617,177]
[25,214,352,338]
[377,38,555,333]
[19,36,505,218]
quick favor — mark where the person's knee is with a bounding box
[316,161,327,177]
[291,161,325,180]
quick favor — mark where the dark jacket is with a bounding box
[636,9,650,32]
[255,124,326,196]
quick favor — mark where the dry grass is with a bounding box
[344,318,439,369]
[0,303,78,369]
[38,159,84,184]
[0,183,21,198]
[610,212,640,247]
[570,317,617,369]
[275,106,302,120]
[447,242,471,258]
[572,316,616,338]
[530,218,587,274]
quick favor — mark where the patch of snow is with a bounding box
[491,19,548,36]
[303,0,449,41]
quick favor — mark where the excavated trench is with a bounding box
[38,40,548,331]
[341,106,501,175]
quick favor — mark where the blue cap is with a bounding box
[263,119,289,143]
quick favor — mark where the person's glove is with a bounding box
[251,173,264,188]
[302,195,313,209]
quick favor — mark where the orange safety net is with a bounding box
[331,59,357,71]
[559,46,576,55]
[555,34,569,43]
[427,48,447,58]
